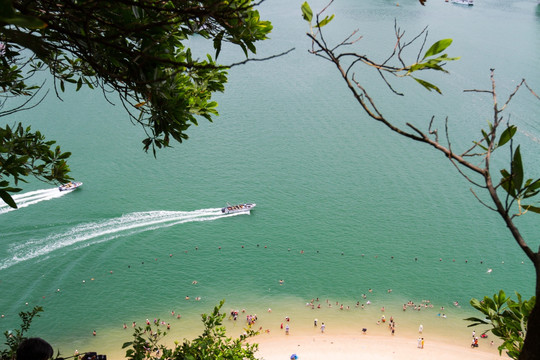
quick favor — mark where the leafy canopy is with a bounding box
[1,302,259,360]
[466,291,536,359]
[123,300,260,360]
[1,0,273,208]
[0,306,45,360]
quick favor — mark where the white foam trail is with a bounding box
[520,128,540,144]
[0,208,249,270]
[0,187,68,214]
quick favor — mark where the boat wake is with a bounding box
[520,128,540,144]
[0,188,69,214]
[0,208,248,270]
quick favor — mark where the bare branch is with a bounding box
[376,68,405,96]
[306,8,539,267]
[444,116,452,155]
[0,82,49,118]
[228,48,295,67]
[332,29,363,53]
[470,188,498,211]
[428,116,438,143]
[524,80,540,100]
[500,79,526,112]
[381,21,401,68]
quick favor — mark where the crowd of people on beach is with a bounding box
[5,244,506,357]
[9,282,494,358]
[111,285,466,344]
[238,289,498,353]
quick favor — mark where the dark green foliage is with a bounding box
[499,143,540,215]
[0,306,44,360]
[1,0,272,152]
[0,0,46,29]
[0,123,72,208]
[1,303,259,360]
[466,291,535,359]
[1,0,272,207]
[123,300,260,360]
[498,125,517,148]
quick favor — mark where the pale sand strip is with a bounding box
[251,334,501,360]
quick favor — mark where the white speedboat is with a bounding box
[221,203,256,214]
[59,181,83,191]
[451,0,473,5]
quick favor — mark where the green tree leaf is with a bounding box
[316,14,334,28]
[412,77,442,94]
[512,146,524,192]
[0,189,17,208]
[498,125,517,147]
[0,14,47,28]
[422,39,453,60]
[500,169,515,197]
[0,0,47,29]
[301,2,313,23]
[466,291,535,359]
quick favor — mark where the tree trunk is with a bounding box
[519,258,540,360]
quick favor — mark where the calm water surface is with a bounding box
[1,0,539,356]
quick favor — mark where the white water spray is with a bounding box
[0,187,69,214]
[0,208,249,270]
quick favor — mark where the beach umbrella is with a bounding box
[290,354,298,359]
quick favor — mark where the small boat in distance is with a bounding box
[221,203,256,214]
[59,181,83,191]
[451,0,473,5]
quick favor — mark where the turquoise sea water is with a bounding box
[1,0,539,357]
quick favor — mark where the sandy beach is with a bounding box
[243,306,503,360]
[251,333,502,360]
[85,297,506,359]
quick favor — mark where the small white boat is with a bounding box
[221,203,256,214]
[451,0,473,5]
[59,181,83,191]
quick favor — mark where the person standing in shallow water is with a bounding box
[321,323,325,333]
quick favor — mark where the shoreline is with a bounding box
[70,298,503,359]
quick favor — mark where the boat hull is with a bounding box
[221,203,256,214]
[451,0,473,5]
[59,181,83,191]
